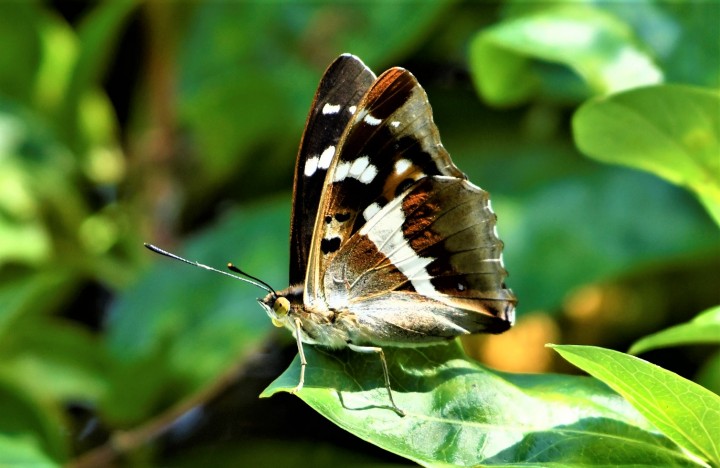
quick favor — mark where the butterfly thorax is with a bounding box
[260,286,354,349]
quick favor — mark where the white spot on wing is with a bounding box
[348,105,357,114]
[318,146,335,169]
[390,121,401,128]
[349,156,370,178]
[363,114,382,126]
[332,161,350,182]
[362,202,381,221]
[322,103,341,115]
[359,164,378,184]
[394,159,412,175]
[304,156,319,177]
[333,156,377,184]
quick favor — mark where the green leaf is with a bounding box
[573,84,720,225]
[0,377,68,464]
[469,6,662,106]
[552,344,720,467]
[0,98,98,268]
[56,0,138,153]
[0,272,76,339]
[0,435,58,468]
[262,342,696,466]
[629,306,720,355]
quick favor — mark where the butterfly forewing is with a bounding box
[305,67,468,305]
[289,54,376,284]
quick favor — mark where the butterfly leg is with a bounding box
[291,317,307,394]
[347,344,405,417]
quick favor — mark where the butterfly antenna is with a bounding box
[227,264,278,299]
[144,243,276,296]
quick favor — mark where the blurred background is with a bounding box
[0,1,718,466]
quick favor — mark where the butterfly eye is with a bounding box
[270,297,290,327]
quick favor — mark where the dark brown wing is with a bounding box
[289,54,376,285]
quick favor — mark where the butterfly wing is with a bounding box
[326,176,515,344]
[304,66,472,306]
[289,54,376,285]
[303,62,515,339]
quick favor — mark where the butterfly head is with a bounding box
[259,295,291,328]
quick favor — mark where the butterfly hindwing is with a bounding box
[289,54,376,284]
[324,176,515,341]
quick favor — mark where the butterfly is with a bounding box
[146,54,516,417]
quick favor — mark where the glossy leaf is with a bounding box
[573,85,720,225]
[263,342,696,466]
[469,6,662,106]
[629,306,720,355]
[552,344,720,467]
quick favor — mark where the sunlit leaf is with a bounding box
[573,85,720,225]
[552,344,720,467]
[263,342,696,466]
[629,306,720,355]
[469,6,662,106]
[0,435,58,468]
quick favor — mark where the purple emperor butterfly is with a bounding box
[146,54,516,416]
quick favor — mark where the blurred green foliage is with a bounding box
[0,1,717,466]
